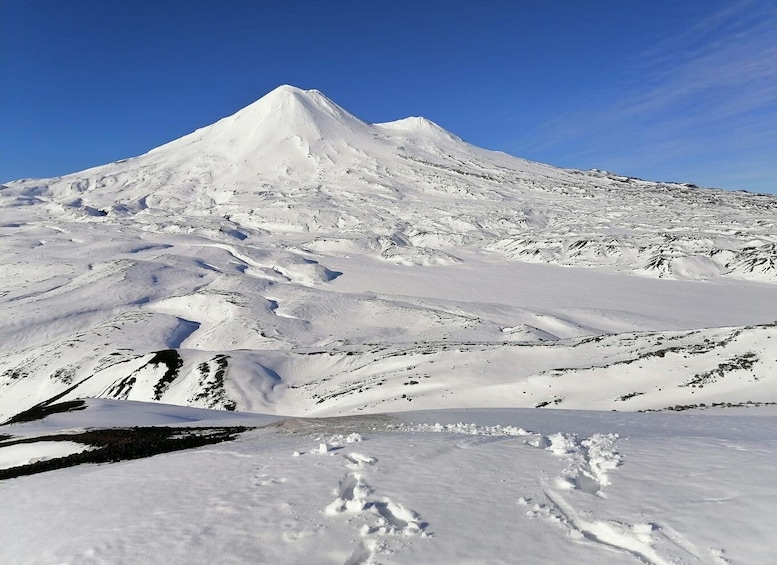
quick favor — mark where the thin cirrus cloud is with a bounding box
[518,1,777,192]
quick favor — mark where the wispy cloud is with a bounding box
[624,3,777,118]
[516,0,777,191]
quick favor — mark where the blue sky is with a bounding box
[2,0,775,193]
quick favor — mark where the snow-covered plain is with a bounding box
[1,85,776,563]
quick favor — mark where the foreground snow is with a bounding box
[1,400,775,564]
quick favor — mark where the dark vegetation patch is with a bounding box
[0,425,250,480]
[736,244,777,274]
[615,392,645,402]
[399,154,500,181]
[2,377,94,426]
[1,369,29,381]
[93,350,136,372]
[680,352,759,388]
[150,349,184,400]
[190,355,235,410]
[104,376,137,400]
[99,349,183,402]
[556,328,762,376]
[50,367,76,385]
[535,398,563,408]
[3,399,88,425]
[640,400,777,413]
[313,375,387,405]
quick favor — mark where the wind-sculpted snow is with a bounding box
[1,85,777,419]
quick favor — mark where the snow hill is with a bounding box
[1,85,777,419]
[2,85,777,565]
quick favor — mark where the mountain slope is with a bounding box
[1,85,777,420]
[4,86,775,279]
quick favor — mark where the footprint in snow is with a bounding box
[344,452,378,468]
[254,474,288,487]
[312,438,429,564]
[523,433,725,564]
[527,432,620,496]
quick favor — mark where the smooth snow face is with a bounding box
[0,441,91,470]
[1,85,777,419]
[1,402,775,565]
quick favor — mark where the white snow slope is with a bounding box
[1,85,776,563]
[1,85,776,419]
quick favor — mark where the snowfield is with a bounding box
[1,400,776,564]
[1,85,776,563]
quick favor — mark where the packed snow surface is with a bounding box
[1,85,776,563]
[1,400,776,564]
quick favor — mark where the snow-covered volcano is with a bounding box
[1,85,777,420]
[3,85,777,565]
[6,85,776,277]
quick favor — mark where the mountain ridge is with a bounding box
[4,85,775,282]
